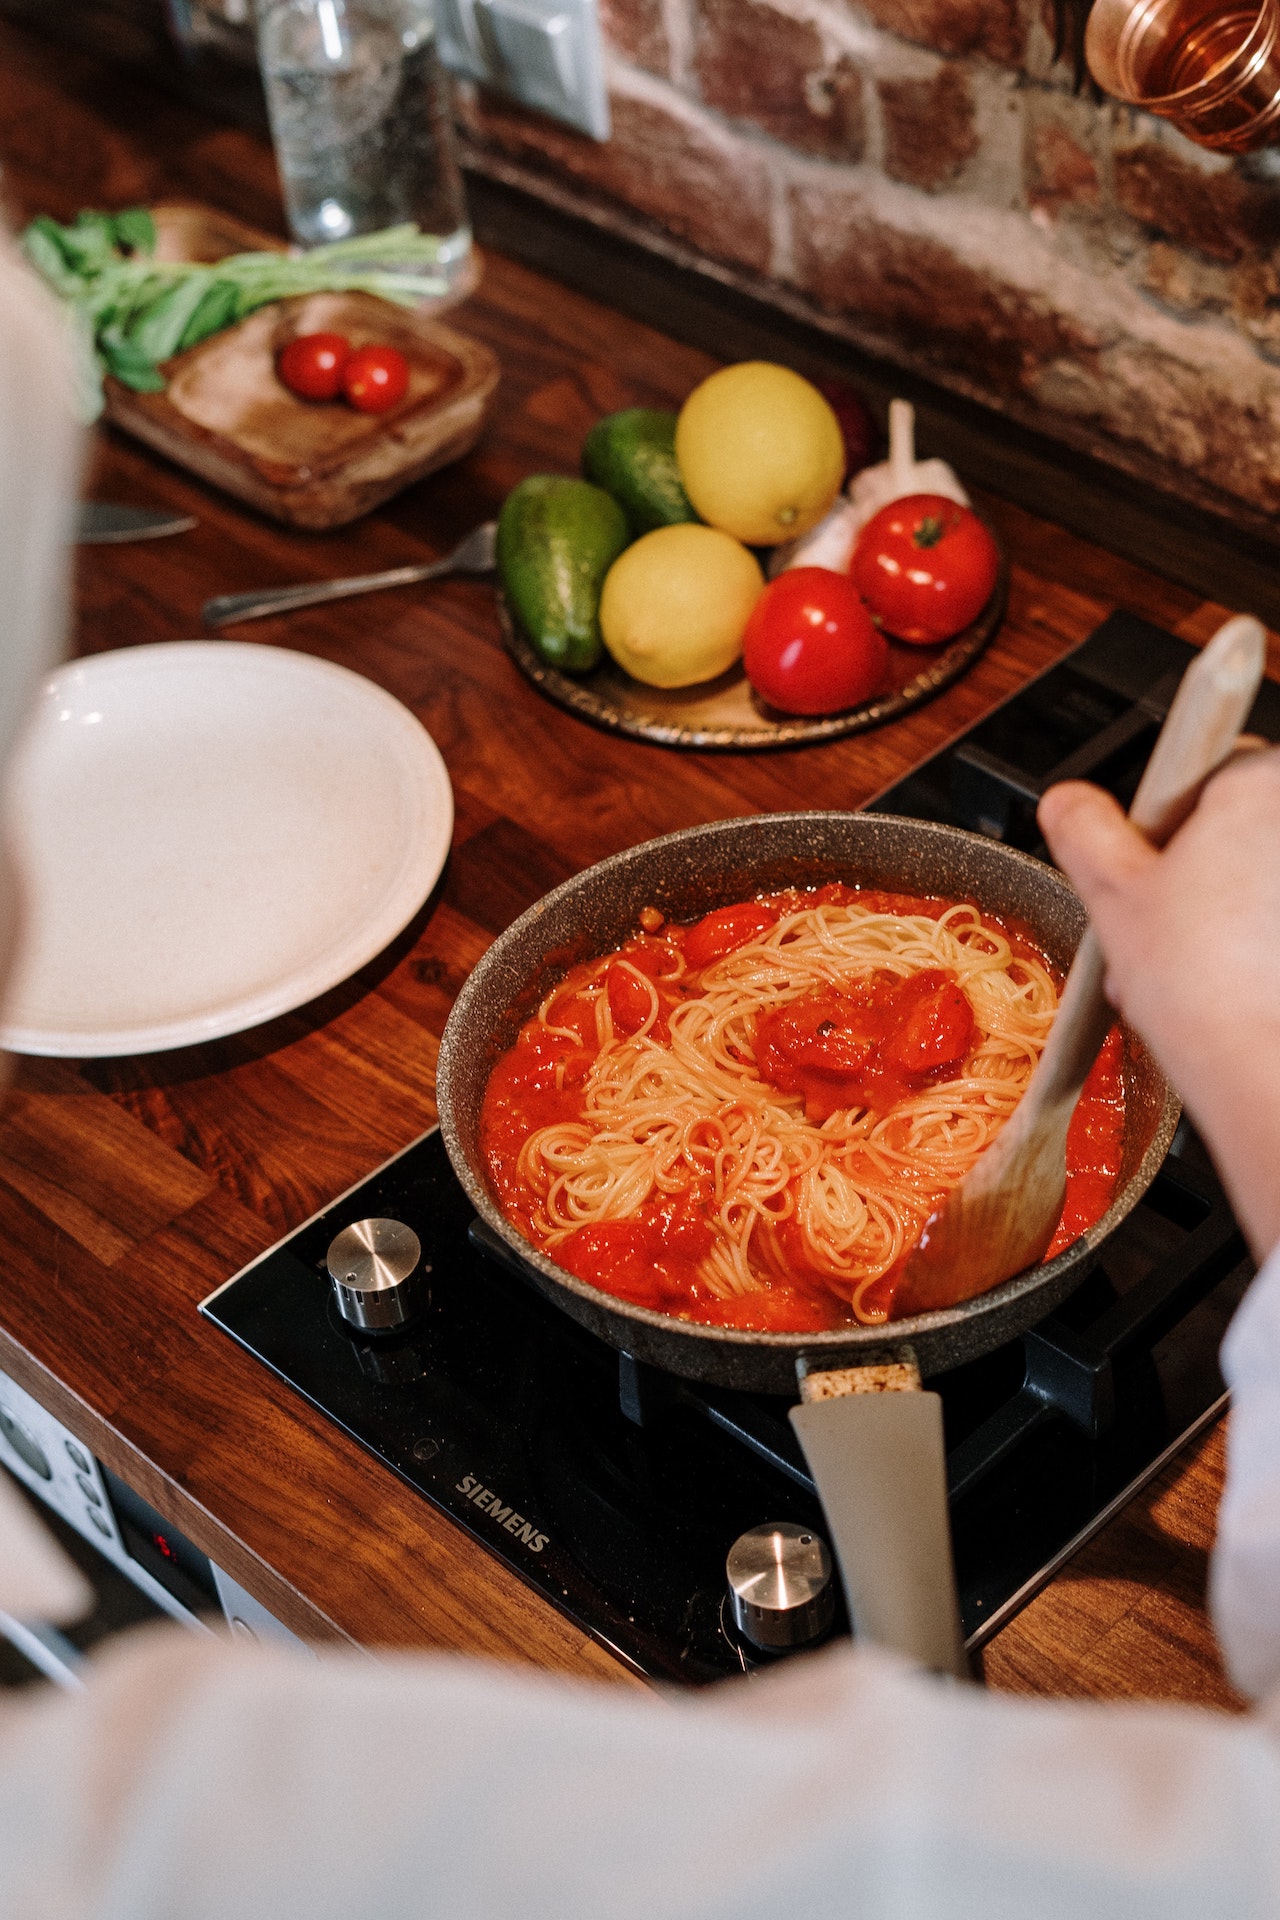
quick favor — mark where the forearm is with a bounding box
[1214,1243,1280,1696]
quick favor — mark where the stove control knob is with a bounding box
[726,1522,835,1652]
[327,1218,424,1333]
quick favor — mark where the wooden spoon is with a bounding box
[893,612,1267,1319]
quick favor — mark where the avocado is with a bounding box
[496,475,630,674]
[582,409,697,536]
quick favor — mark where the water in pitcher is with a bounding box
[257,0,471,276]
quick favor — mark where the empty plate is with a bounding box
[1,641,453,1056]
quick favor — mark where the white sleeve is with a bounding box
[1212,1243,1280,1698]
[0,225,79,765]
[0,227,87,1628]
[3,1619,1280,1919]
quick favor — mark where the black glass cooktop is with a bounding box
[202,611,1271,1686]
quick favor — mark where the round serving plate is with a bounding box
[1,642,454,1057]
[498,556,1008,752]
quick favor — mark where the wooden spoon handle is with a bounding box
[1031,615,1266,1111]
[1128,614,1266,843]
[1026,926,1110,1112]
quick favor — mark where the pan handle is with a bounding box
[791,1350,969,1680]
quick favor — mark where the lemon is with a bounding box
[675,361,845,545]
[600,524,763,688]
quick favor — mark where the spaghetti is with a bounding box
[480,884,1125,1332]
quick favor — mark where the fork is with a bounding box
[202,520,498,628]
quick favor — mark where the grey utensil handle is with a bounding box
[791,1390,968,1678]
[204,560,450,627]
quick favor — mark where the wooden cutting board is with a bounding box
[103,204,499,530]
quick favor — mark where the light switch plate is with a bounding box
[436,0,610,141]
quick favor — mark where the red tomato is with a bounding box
[650,1190,716,1262]
[850,494,999,645]
[342,342,410,413]
[276,331,351,401]
[880,972,974,1078]
[684,901,781,970]
[742,568,888,716]
[755,969,974,1121]
[557,1223,663,1308]
[606,961,656,1036]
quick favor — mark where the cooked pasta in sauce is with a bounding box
[481,884,1126,1332]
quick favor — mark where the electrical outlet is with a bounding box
[436,0,610,141]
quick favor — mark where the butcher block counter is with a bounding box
[0,18,1264,1708]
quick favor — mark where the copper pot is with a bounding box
[1087,0,1280,150]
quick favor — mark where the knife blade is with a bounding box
[76,502,197,544]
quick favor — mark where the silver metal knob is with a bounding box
[327,1218,424,1332]
[726,1521,835,1651]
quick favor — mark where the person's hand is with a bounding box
[1038,747,1280,1261]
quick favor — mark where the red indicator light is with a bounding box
[152,1531,178,1562]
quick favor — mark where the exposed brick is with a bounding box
[786,168,1280,515]
[1231,259,1280,360]
[455,0,1280,524]
[850,0,1023,66]
[1026,116,1100,213]
[1113,141,1280,263]
[597,0,671,78]
[879,65,977,192]
[1141,240,1229,314]
[788,174,1087,393]
[693,0,864,159]
[1233,256,1279,321]
[459,83,773,276]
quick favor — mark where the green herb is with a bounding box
[21,207,453,420]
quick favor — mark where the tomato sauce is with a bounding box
[1043,1024,1127,1260]
[480,885,1127,1332]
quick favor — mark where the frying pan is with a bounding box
[436,812,1179,1396]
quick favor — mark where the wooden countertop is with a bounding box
[0,20,1253,1709]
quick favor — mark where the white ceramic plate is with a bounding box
[0,642,453,1056]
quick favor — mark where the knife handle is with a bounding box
[791,1360,968,1680]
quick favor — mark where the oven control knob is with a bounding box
[726,1522,836,1652]
[327,1218,424,1333]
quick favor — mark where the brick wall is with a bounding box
[457,0,1280,526]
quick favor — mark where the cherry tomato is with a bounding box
[606,961,656,1036]
[557,1223,663,1308]
[684,901,781,970]
[881,972,974,1078]
[742,568,888,716]
[850,494,999,645]
[342,342,410,413]
[276,332,350,402]
[651,1191,716,1262]
[754,969,974,1121]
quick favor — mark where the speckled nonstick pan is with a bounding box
[436,813,1179,1394]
